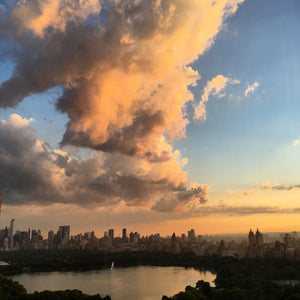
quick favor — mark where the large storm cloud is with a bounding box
[0,0,244,210]
[0,0,244,159]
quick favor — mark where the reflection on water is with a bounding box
[10,266,216,300]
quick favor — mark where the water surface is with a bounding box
[10,266,216,299]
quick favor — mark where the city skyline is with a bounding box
[1,215,299,241]
[1,215,299,262]
[0,0,299,235]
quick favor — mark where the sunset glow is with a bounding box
[0,0,299,236]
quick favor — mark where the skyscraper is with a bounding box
[188,229,195,242]
[122,228,127,241]
[248,229,255,246]
[8,219,14,238]
[59,225,70,241]
[108,229,114,241]
[48,230,54,249]
[9,218,14,249]
[255,229,264,246]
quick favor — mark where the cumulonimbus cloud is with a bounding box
[0,114,207,212]
[0,0,245,211]
[0,0,244,161]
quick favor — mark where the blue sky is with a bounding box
[180,0,300,193]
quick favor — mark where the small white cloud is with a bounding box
[294,139,300,146]
[194,75,240,120]
[1,113,34,128]
[245,82,259,96]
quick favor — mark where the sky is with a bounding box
[0,0,299,237]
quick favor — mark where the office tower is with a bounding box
[9,218,14,249]
[108,229,114,241]
[48,230,54,249]
[122,228,127,241]
[57,226,70,248]
[255,229,263,246]
[134,232,140,242]
[0,227,8,249]
[8,218,14,238]
[59,225,70,241]
[248,229,255,246]
[129,232,134,243]
[188,229,195,242]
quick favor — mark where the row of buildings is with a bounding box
[0,219,70,251]
[0,219,299,259]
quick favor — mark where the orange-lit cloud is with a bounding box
[0,114,207,212]
[194,75,240,120]
[245,81,259,96]
[9,0,101,37]
[0,0,245,212]
[0,0,244,160]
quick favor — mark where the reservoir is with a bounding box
[9,266,216,299]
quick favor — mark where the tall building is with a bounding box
[129,232,134,243]
[57,225,70,248]
[248,228,264,258]
[9,218,14,249]
[8,218,14,239]
[59,226,70,240]
[248,229,255,246]
[48,230,54,249]
[188,229,195,242]
[255,229,264,246]
[122,228,127,241]
[108,229,114,241]
[122,228,127,239]
[0,227,8,249]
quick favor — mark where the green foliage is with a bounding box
[164,282,300,300]
[196,280,211,297]
[0,273,27,298]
